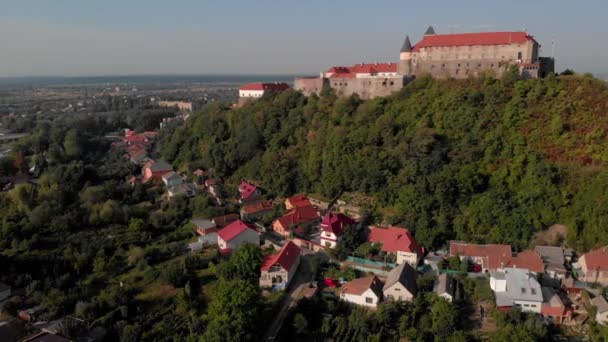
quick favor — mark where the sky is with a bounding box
[0,0,607,77]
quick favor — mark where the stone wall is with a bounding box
[327,76,407,100]
[294,77,326,96]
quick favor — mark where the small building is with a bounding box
[590,295,608,325]
[319,212,356,248]
[540,286,572,324]
[535,246,568,279]
[340,276,384,308]
[368,226,423,266]
[238,82,290,106]
[383,263,417,302]
[240,200,274,221]
[284,194,312,211]
[574,246,608,285]
[167,183,196,198]
[507,250,544,274]
[272,205,320,238]
[212,214,239,228]
[216,220,260,254]
[0,282,11,302]
[162,171,183,188]
[238,180,262,204]
[490,268,543,313]
[260,241,301,289]
[449,241,512,273]
[142,160,173,182]
[434,273,455,302]
[192,218,218,245]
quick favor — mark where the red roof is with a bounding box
[412,31,535,52]
[239,181,259,200]
[285,194,312,209]
[242,201,273,215]
[449,241,512,270]
[325,63,397,78]
[507,250,544,273]
[275,205,319,228]
[239,82,290,91]
[212,214,239,227]
[261,240,301,271]
[320,212,355,236]
[368,226,423,255]
[581,246,608,271]
[217,219,256,242]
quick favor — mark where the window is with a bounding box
[531,289,536,295]
[521,288,526,294]
[455,69,460,75]
[442,64,446,68]
[365,297,373,304]
[524,304,530,307]
[389,81,394,85]
[457,63,461,67]
[394,288,401,291]
[517,51,522,60]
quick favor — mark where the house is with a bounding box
[574,246,608,285]
[240,200,274,221]
[591,295,608,325]
[0,282,10,302]
[490,268,543,313]
[260,241,301,289]
[535,246,568,279]
[142,160,173,182]
[340,276,384,308]
[449,241,512,272]
[506,250,544,274]
[319,212,356,248]
[162,171,183,187]
[434,273,455,302]
[238,180,262,203]
[212,214,239,228]
[284,194,312,210]
[216,220,260,254]
[368,226,423,266]
[167,183,196,198]
[540,286,572,324]
[272,205,320,238]
[383,263,417,302]
[192,218,218,245]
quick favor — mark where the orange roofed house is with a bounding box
[284,194,312,211]
[368,227,424,266]
[340,276,384,308]
[575,246,608,285]
[449,241,544,273]
[259,241,301,289]
[142,160,173,182]
[216,220,260,254]
[240,200,274,221]
[272,205,320,238]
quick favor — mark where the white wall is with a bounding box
[239,90,264,98]
[221,228,259,250]
[383,283,414,302]
[513,300,542,314]
[397,251,419,266]
[490,277,506,292]
[198,232,217,245]
[341,288,380,308]
[320,231,338,248]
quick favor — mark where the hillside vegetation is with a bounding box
[161,71,608,251]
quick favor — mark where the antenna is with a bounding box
[551,39,556,58]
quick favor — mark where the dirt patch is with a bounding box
[532,224,568,246]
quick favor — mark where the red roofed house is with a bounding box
[450,241,513,273]
[260,240,301,289]
[284,194,312,211]
[142,160,173,182]
[340,276,384,308]
[320,212,356,248]
[272,205,320,238]
[238,180,262,204]
[506,250,544,274]
[216,220,260,254]
[238,82,290,106]
[240,200,274,221]
[368,227,423,266]
[576,246,608,285]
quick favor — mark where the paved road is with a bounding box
[263,254,313,342]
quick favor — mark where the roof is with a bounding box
[285,194,312,209]
[239,82,290,92]
[275,205,319,229]
[212,214,239,227]
[320,212,355,236]
[191,218,216,230]
[507,250,544,273]
[535,246,566,267]
[162,171,182,181]
[145,160,173,173]
[239,181,259,200]
[383,262,417,295]
[325,63,398,78]
[341,276,383,298]
[591,295,608,313]
[541,286,564,308]
[449,241,512,270]
[241,201,274,215]
[434,273,454,297]
[412,31,535,52]
[424,25,436,35]
[368,226,422,255]
[217,219,256,242]
[400,35,412,53]
[580,246,608,271]
[261,240,301,272]
[493,268,543,305]
[205,178,219,186]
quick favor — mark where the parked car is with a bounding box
[324,278,339,287]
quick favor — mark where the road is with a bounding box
[262,254,313,341]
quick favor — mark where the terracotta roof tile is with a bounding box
[341,276,383,298]
[217,219,256,242]
[261,240,301,271]
[320,212,355,236]
[412,31,535,52]
[449,241,512,270]
[369,226,423,255]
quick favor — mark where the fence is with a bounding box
[346,256,397,269]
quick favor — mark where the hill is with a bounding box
[160,71,608,251]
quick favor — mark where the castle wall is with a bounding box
[327,76,406,99]
[294,77,326,96]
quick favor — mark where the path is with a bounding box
[262,254,313,341]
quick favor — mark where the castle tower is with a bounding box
[424,25,436,35]
[398,35,413,76]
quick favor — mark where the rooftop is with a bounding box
[383,262,417,294]
[450,241,512,270]
[217,219,256,242]
[369,226,422,255]
[341,276,383,298]
[580,246,608,271]
[261,240,301,272]
[493,268,543,306]
[320,212,356,236]
[591,295,608,313]
[412,31,536,52]
[239,82,290,92]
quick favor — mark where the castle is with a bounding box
[294,26,555,99]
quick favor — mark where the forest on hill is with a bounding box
[161,70,608,252]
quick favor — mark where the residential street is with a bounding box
[263,254,313,341]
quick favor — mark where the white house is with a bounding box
[319,212,355,248]
[0,282,10,302]
[259,241,301,289]
[238,82,290,99]
[216,220,260,254]
[591,295,608,325]
[368,226,423,266]
[490,268,543,313]
[340,276,384,308]
[383,263,417,302]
